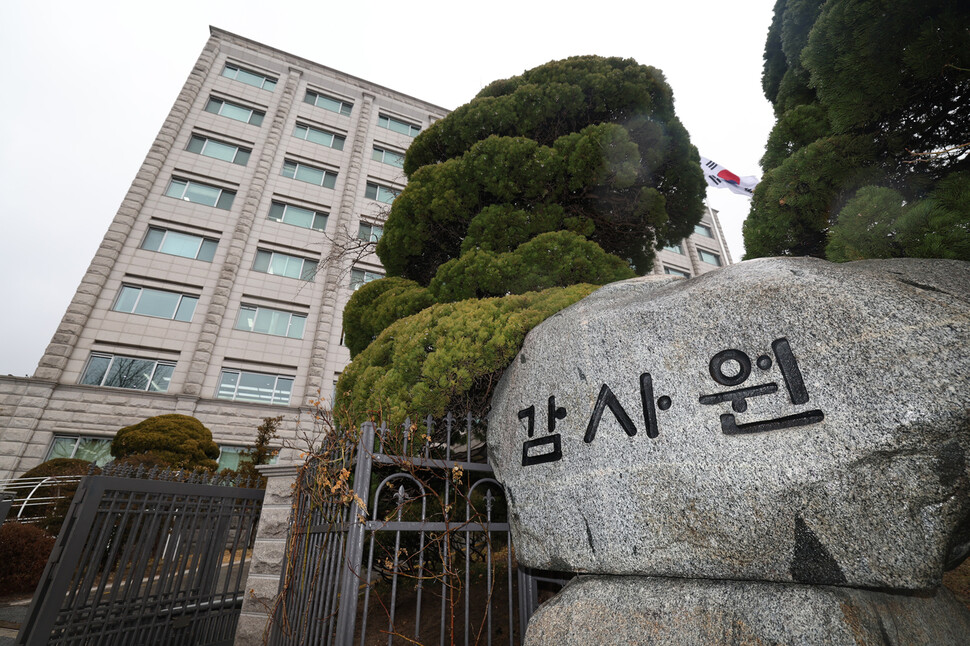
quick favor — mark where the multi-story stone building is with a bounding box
[0,28,732,479]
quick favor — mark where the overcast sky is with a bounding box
[0,0,776,377]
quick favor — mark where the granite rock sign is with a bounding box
[488,257,970,644]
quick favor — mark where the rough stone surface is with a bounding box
[524,575,970,646]
[488,258,970,588]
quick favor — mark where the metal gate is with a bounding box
[269,415,539,646]
[16,466,264,646]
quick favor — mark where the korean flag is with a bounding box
[700,157,759,198]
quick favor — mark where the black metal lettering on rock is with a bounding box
[772,337,809,404]
[709,349,751,386]
[721,410,824,435]
[584,384,638,443]
[519,401,564,466]
[639,372,661,439]
[699,337,825,435]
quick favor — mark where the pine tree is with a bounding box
[337,56,706,421]
[745,0,970,261]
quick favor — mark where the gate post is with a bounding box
[235,464,300,646]
[333,421,376,646]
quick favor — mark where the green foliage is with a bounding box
[825,187,906,262]
[343,277,434,357]
[827,173,970,262]
[430,232,635,302]
[747,0,970,260]
[111,414,219,472]
[0,522,56,595]
[230,416,282,487]
[336,285,598,423]
[761,103,830,170]
[744,135,882,257]
[896,172,970,260]
[460,204,593,255]
[380,56,705,283]
[20,458,93,479]
[803,0,970,146]
[342,56,704,422]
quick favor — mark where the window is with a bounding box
[350,268,383,290]
[204,97,264,126]
[664,266,690,278]
[694,224,714,238]
[254,249,318,281]
[187,135,251,165]
[268,201,327,231]
[358,222,383,242]
[698,250,722,266]
[113,285,198,321]
[217,370,293,405]
[365,182,399,204]
[372,146,405,168]
[48,436,113,466]
[235,305,306,339]
[663,244,684,254]
[216,445,279,472]
[142,226,218,260]
[80,353,175,392]
[304,90,352,116]
[378,114,420,137]
[293,123,345,150]
[165,178,235,210]
[282,160,337,189]
[221,63,277,91]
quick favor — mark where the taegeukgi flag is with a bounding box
[700,157,759,198]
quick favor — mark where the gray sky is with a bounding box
[0,0,776,377]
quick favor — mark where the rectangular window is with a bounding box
[282,160,337,189]
[235,305,307,339]
[694,224,714,238]
[113,285,198,321]
[664,266,691,278]
[80,353,175,392]
[187,134,251,165]
[698,250,722,266]
[293,123,345,150]
[364,182,400,204]
[217,370,293,405]
[204,97,264,126]
[304,90,353,117]
[221,63,277,91]
[48,436,113,466]
[268,201,328,231]
[372,146,405,168]
[663,244,684,254]
[142,226,218,260]
[350,268,383,290]
[216,446,279,471]
[358,222,383,242]
[378,114,421,137]
[165,178,235,210]
[253,249,317,281]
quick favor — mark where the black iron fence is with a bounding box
[268,415,541,646]
[15,466,264,646]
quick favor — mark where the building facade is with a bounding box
[0,28,732,479]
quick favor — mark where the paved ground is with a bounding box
[0,598,30,645]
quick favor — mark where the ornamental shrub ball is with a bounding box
[111,414,219,472]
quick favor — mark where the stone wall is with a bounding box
[0,375,309,479]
